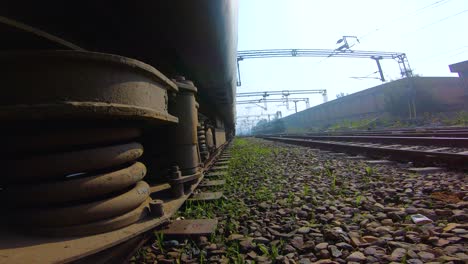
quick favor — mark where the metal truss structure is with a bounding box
[236,49,413,86]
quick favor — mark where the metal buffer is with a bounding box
[236,49,413,86]
[170,77,202,198]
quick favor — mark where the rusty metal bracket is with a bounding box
[189,192,224,201]
[160,219,218,236]
[199,180,226,187]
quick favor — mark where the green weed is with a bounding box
[153,232,165,254]
[303,185,311,196]
[355,194,364,207]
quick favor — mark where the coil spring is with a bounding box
[0,127,151,236]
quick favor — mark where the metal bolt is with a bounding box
[170,165,182,179]
[172,184,184,198]
[149,199,164,217]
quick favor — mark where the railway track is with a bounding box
[129,138,468,263]
[287,127,468,138]
[261,130,468,169]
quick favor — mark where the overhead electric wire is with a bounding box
[418,46,468,62]
[358,0,453,40]
[237,49,406,59]
[411,8,468,33]
[350,70,381,80]
[445,49,468,60]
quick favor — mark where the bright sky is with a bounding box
[236,0,468,133]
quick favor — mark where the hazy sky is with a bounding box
[236,0,468,132]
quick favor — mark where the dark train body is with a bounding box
[0,1,237,263]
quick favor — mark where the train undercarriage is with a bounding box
[0,1,238,263]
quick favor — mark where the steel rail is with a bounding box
[346,132,468,138]
[298,127,468,136]
[280,135,468,148]
[303,132,468,138]
[296,134,468,138]
[289,128,468,138]
[332,129,468,135]
[262,137,468,169]
[275,133,468,139]
[354,126,468,132]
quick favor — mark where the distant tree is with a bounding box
[255,119,268,127]
[251,118,285,135]
[336,92,348,99]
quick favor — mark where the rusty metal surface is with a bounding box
[0,140,230,263]
[3,142,143,183]
[264,137,468,169]
[73,233,149,264]
[346,131,468,138]
[210,165,229,171]
[293,127,468,138]
[199,179,226,187]
[31,198,151,237]
[205,171,228,178]
[0,51,178,123]
[0,102,179,124]
[4,127,141,155]
[201,141,230,171]
[282,135,468,148]
[1,162,147,207]
[189,192,224,201]
[167,166,202,198]
[365,160,394,164]
[215,129,227,148]
[168,171,202,184]
[198,124,209,161]
[0,16,85,50]
[11,181,150,228]
[2,1,239,129]
[171,78,200,175]
[346,155,367,160]
[206,128,215,148]
[407,167,445,174]
[160,219,218,236]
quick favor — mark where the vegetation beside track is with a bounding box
[133,138,467,264]
[282,111,468,134]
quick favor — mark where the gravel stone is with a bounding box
[346,251,366,262]
[297,226,311,234]
[328,245,342,258]
[135,139,468,264]
[418,251,435,262]
[390,248,407,262]
[315,242,329,251]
